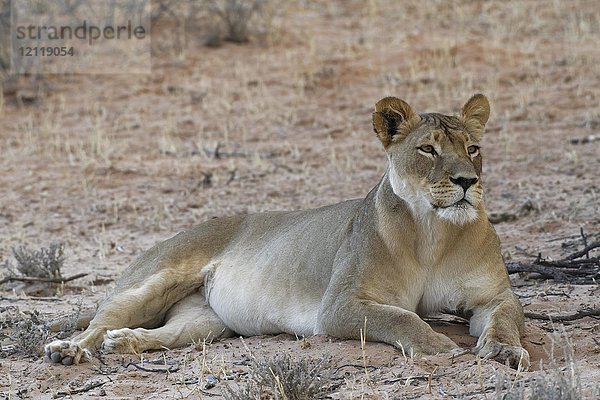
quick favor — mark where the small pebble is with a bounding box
[50,352,62,363]
[61,356,73,366]
[204,375,218,389]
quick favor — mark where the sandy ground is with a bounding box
[1,1,599,398]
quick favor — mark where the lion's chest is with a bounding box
[408,230,470,314]
[416,271,465,315]
[361,250,466,315]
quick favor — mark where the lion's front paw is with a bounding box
[476,341,530,370]
[102,328,142,354]
[45,340,91,365]
[398,332,462,356]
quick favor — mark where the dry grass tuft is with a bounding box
[224,353,334,400]
[493,330,598,400]
[495,370,582,400]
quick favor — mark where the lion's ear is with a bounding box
[373,97,419,147]
[462,94,490,138]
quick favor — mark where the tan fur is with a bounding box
[45,94,529,369]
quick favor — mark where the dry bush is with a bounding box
[151,0,285,50]
[224,353,334,400]
[0,308,49,357]
[203,0,264,44]
[201,0,288,47]
[9,242,65,280]
[0,303,82,359]
[495,370,582,400]
[493,331,599,400]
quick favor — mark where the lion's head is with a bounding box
[373,94,490,225]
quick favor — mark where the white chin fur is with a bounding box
[387,165,480,225]
[436,205,479,225]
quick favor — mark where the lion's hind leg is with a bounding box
[101,292,234,354]
[46,269,201,365]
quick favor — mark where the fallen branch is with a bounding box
[507,259,598,284]
[524,308,600,322]
[565,241,600,260]
[0,296,62,302]
[53,379,108,398]
[506,230,599,284]
[505,261,569,282]
[0,273,88,285]
[123,361,179,373]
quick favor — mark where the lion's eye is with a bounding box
[418,145,437,156]
[467,145,479,155]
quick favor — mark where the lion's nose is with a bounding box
[450,176,478,192]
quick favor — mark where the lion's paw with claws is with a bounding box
[45,340,91,366]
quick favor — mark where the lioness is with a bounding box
[45,94,529,369]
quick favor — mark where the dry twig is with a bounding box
[565,241,600,260]
[123,361,179,373]
[53,379,109,398]
[524,308,600,322]
[0,273,88,285]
